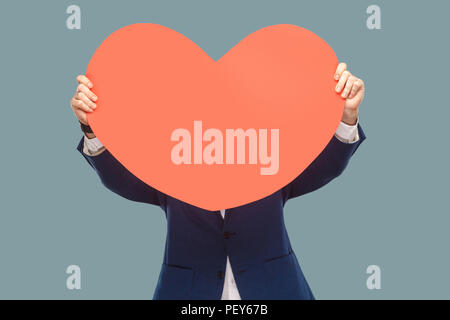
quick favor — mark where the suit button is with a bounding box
[224,231,236,239]
[217,271,225,279]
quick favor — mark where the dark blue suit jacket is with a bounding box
[77,125,365,300]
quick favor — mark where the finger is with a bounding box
[76,92,97,109]
[73,98,93,113]
[341,76,356,98]
[348,79,363,99]
[76,83,98,102]
[75,109,89,125]
[335,70,351,93]
[334,62,347,80]
[76,75,93,88]
[72,98,93,113]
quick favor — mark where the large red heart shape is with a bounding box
[86,23,344,211]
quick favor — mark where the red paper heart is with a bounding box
[86,23,344,211]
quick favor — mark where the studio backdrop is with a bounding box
[0,0,448,299]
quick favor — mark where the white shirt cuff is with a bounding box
[335,120,359,143]
[83,134,105,155]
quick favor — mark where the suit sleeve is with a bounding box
[77,136,166,208]
[282,124,366,202]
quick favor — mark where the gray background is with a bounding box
[0,0,448,299]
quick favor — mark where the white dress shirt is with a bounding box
[82,121,359,299]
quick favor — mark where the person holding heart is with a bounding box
[71,62,366,300]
